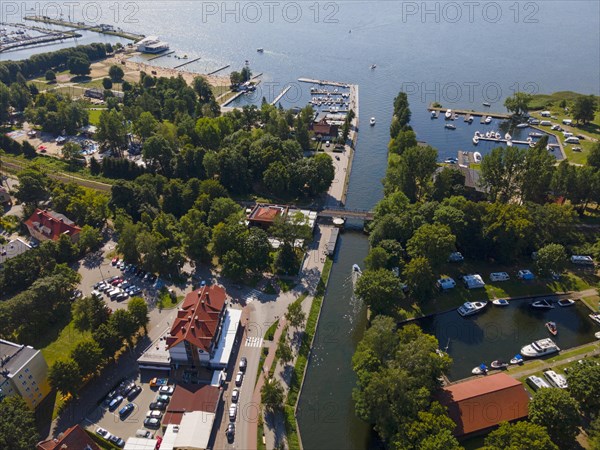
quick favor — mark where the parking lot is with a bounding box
[85,375,172,445]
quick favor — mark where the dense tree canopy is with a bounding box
[528,388,580,448]
[0,396,39,450]
[482,421,558,450]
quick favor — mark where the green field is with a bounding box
[87,108,107,126]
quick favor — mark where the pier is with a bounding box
[207,64,230,76]
[271,85,292,106]
[148,51,174,61]
[173,57,201,69]
[298,77,350,88]
[476,137,533,146]
[428,104,511,120]
[24,16,144,41]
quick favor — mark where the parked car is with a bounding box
[127,386,142,401]
[120,381,136,396]
[448,252,464,262]
[115,292,129,301]
[111,257,119,266]
[489,272,510,282]
[571,255,594,265]
[229,403,238,421]
[149,401,167,411]
[136,429,152,438]
[517,269,535,280]
[146,410,163,419]
[109,435,125,448]
[108,395,123,411]
[235,371,244,387]
[226,423,235,442]
[119,403,134,419]
[157,394,170,403]
[239,357,247,372]
[144,418,160,429]
[231,388,239,403]
[158,385,174,395]
[96,428,112,440]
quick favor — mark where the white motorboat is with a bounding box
[510,354,524,365]
[474,131,481,137]
[352,264,362,287]
[473,152,482,163]
[589,313,600,325]
[370,64,377,70]
[485,131,491,138]
[485,116,492,124]
[490,360,509,370]
[445,124,456,130]
[516,123,529,128]
[557,298,575,307]
[545,321,558,336]
[457,301,488,317]
[445,109,452,119]
[472,136,479,145]
[595,332,600,339]
[527,136,533,142]
[529,132,544,137]
[431,110,438,119]
[467,115,474,123]
[494,132,501,139]
[531,299,554,309]
[543,370,568,389]
[521,338,560,358]
[483,102,491,107]
[529,142,536,148]
[370,117,376,126]
[492,298,509,306]
[505,133,512,140]
[507,140,513,147]
[472,363,488,375]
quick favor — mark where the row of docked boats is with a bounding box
[458,297,575,317]
[309,97,350,108]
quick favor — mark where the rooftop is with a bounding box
[248,204,288,223]
[0,339,39,375]
[24,209,81,241]
[162,383,221,425]
[37,424,100,450]
[0,238,32,266]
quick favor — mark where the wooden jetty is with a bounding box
[251,73,263,80]
[271,86,291,105]
[298,77,350,88]
[477,137,533,145]
[207,64,230,76]
[174,57,201,69]
[428,104,510,120]
[148,51,174,61]
[24,16,144,41]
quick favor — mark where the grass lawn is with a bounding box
[158,293,182,310]
[414,261,597,317]
[88,108,107,126]
[582,295,600,312]
[41,320,91,368]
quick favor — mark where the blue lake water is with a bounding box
[3,2,599,448]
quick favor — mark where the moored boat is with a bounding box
[510,354,524,365]
[557,298,575,307]
[516,123,528,128]
[590,313,600,325]
[457,301,487,317]
[472,136,479,145]
[505,132,512,140]
[445,124,456,130]
[529,132,544,137]
[595,332,600,339]
[472,363,488,375]
[492,298,509,306]
[431,110,438,119]
[370,117,376,126]
[532,299,554,309]
[473,152,482,163]
[445,109,452,119]
[545,321,558,336]
[521,338,560,358]
[490,360,508,370]
[485,116,492,124]
[483,102,491,107]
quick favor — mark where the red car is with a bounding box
[110,278,123,286]
[111,257,119,266]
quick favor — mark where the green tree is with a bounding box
[108,65,125,82]
[93,322,122,357]
[521,137,555,203]
[0,81,10,123]
[572,94,597,124]
[403,256,436,301]
[109,309,138,343]
[134,111,158,142]
[274,243,298,275]
[480,146,526,202]
[399,403,462,450]
[68,54,91,76]
[72,294,110,331]
[0,396,39,450]
[221,249,246,280]
[365,247,391,271]
[589,415,600,450]
[142,134,173,173]
[61,141,82,162]
[260,378,285,413]
[48,359,81,396]
[536,243,567,277]
[275,331,293,366]
[102,77,113,90]
[243,227,272,273]
[384,145,438,202]
[285,301,306,329]
[504,92,533,116]
[355,269,404,316]
[529,387,580,447]
[483,203,535,262]
[180,210,211,264]
[45,70,56,82]
[482,421,558,450]
[230,71,242,86]
[78,225,103,254]
[567,359,600,417]
[128,297,149,331]
[97,109,128,154]
[407,223,456,268]
[207,197,241,227]
[14,166,49,204]
[432,167,466,201]
[588,142,600,170]
[71,339,103,376]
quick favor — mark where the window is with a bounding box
[25,368,29,373]
[18,374,23,379]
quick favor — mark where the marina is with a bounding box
[24,15,144,41]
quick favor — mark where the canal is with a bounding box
[417,298,598,381]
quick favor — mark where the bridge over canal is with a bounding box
[318,207,374,221]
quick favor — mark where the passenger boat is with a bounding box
[445,109,452,119]
[472,363,488,375]
[445,124,456,130]
[490,360,509,370]
[531,299,554,309]
[589,313,600,325]
[370,64,377,70]
[492,298,509,306]
[545,321,558,336]
[520,338,560,358]
[557,298,575,307]
[485,116,492,124]
[457,301,488,317]
[370,117,376,126]
[510,354,524,365]
[516,123,529,128]
[544,370,568,389]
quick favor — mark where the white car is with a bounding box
[436,277,456,290]
[231,388,239,403]
[158,385,174,395]
[96,428,112,440]
[146,410,163,419]
[235,371,244,387]
[229,404,237,421]
[571,255,594,265]
[489,272,510,282]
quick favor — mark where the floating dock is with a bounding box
[271,85,291,106]
[298,77,350,88]
[428,104,510,120]
[476,137,533,145]
[207,64,230,76]
[325,227,340,256]
[174,57,201,69]
[148,51,174,61]
[24,16,144,41]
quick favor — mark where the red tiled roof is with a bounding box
[249,205,286,223]
[436,373,530,437]
[163,384,221,425]
[167,285,226,352]
[37,425,100,450]
[24,209,81,241]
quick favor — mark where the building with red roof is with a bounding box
[247,204,288,229]
[436,373,530,438]
[166,285,228,368]
[37,424,100,450]
[24,209,81,243]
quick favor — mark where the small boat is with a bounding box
[529,142,536,148]
[457,301,487,317]
[445,109,452,119]
[485,116,492,124]
[521,338,560,358]
[257,48,264,52]
[507,140,513,147]
[473,152,482,163]
[467,115,474,123]
[589,313,600,325]
[527,136,533,142]
[183,54,188,59]
[445,124,456,130]
[510,354,524,365]
[529,132,544,137]
[490,360,509,370]
[595,332,600,339]
[483,102,491,107]
[516,123,528,128]
[370,117,376,126]
[431,110,438,119]
[472,363,488,375]
[472,136,479,145]
[557,298,575,307]
[352,264,362,274]
[485,131,491,138]
[474,130,481,137]
[495,132,501,139]
[505,133,512,140]
[532,299,554,309]
[492,298,509,306]
[545,321,558,336]
[370,64,377,70]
